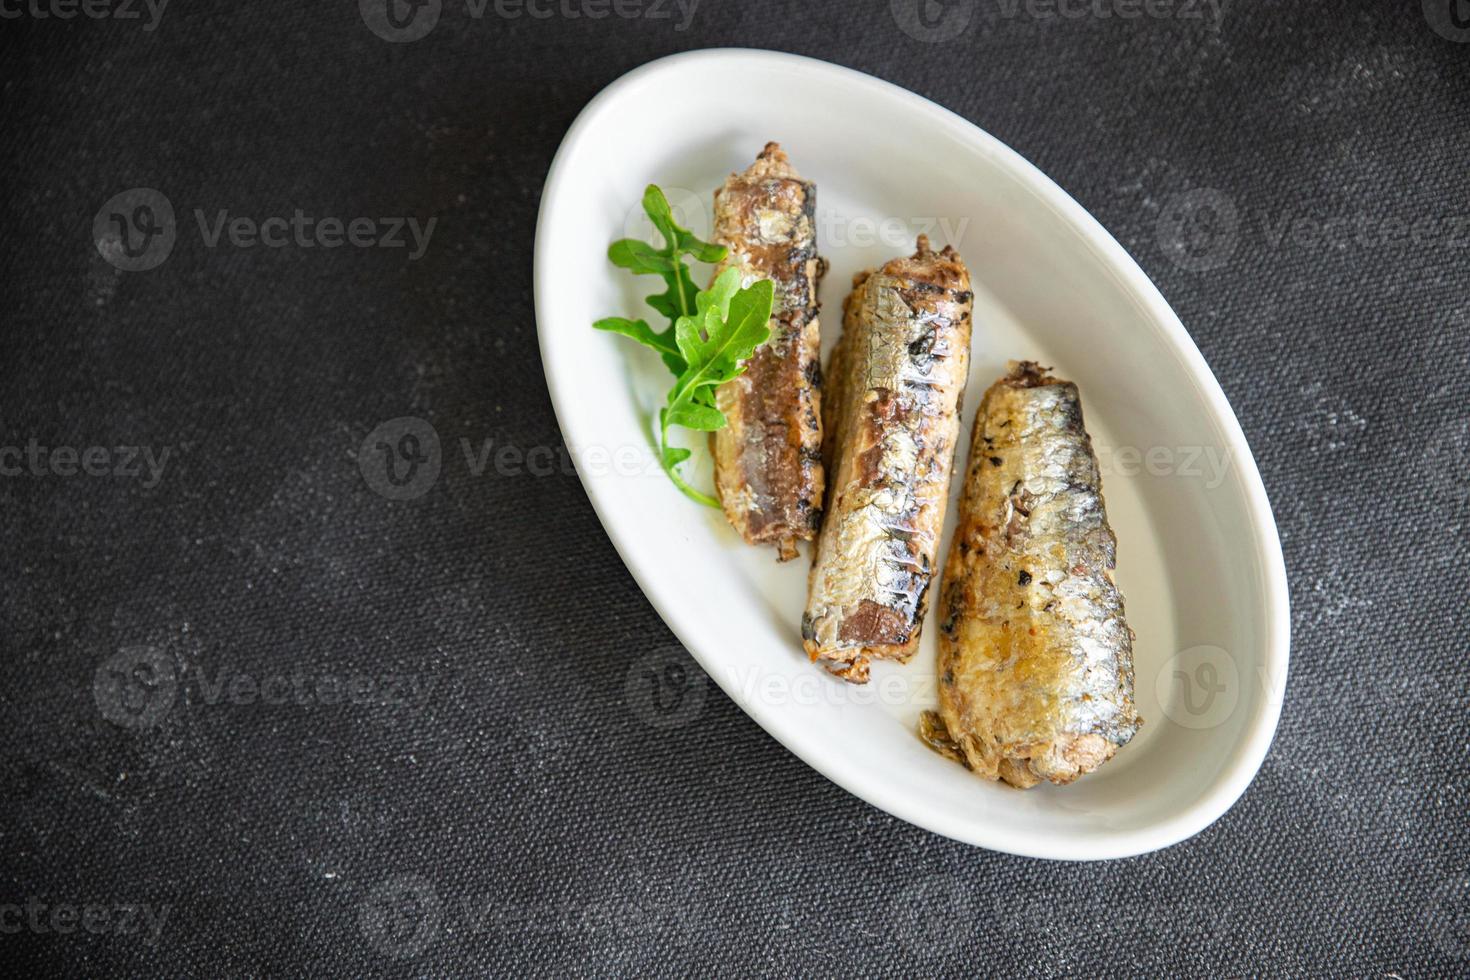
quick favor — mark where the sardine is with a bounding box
[923,361,1141,788]
[802,237,973,682]
[711,143,825,561]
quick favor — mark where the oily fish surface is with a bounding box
[804,240,972,682]
[934,366,1140,787]
[710,142,824,559]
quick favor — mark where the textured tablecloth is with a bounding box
[2,1,1467,975]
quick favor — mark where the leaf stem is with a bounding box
[673,256,696,320]
[659,417,720,509]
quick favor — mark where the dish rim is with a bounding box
[532,47,1290,860]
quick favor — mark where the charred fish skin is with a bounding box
[803,237,973,683]
[711,143,825,562]
[927,362,1141,788]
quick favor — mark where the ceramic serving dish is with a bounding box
[534,48,1289,859]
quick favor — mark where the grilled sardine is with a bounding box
[923,362,1141,788]
[711,143,824,561]
[802,237,973,682]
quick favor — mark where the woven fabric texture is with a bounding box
[1,1,1466,975]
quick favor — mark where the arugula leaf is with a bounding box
[600,187,724,377]
[642,185,726,264]
[594,186,776,507]
[656,272,773,504]
[669,270,770,411]
[592,316,681,364]
[607,185,726,345]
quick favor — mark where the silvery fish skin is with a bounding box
[802,237,972,683]
[711,143,824,562]
[922,362,1141,788]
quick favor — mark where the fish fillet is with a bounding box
[802,237,973,682]
[923,362,1142,787]
[711,143,825,561]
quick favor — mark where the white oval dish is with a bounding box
[534,49,1289,860]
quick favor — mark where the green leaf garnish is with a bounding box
[593,185,775,506]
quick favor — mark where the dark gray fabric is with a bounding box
[2,1,1466,976]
